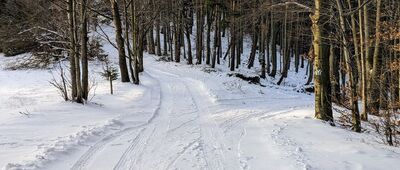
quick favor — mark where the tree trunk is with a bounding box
[312,0,333,122]
[147,25,155,55]
[156,18,162,56]
[186,26,193,64]
[196,1,203,64]
[174,22,181,62]
[336,0,360,132]
[67,0,77,100]
[269,15,277,78]
[110,77,113,95]
[212,6,219,68]
[260,15,267,79]
[163,25,168,56]
[130,0,139,84]
[247,23,259,69]
[73,0,83,103]
[364,0,373,114]
[80,0,89,100]
[330,41,340,103]
[277,8,291,85]
[122,0,134,83]
[370,0,382,116]
[357,0,368,121]
[206,8,212,65]
[110,0,130,83]
[306,61,313,85]
[230,0,236,71]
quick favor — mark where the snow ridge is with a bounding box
[4,119,123,170]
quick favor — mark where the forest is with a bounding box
[0,0,400,169]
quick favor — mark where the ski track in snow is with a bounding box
[67,60,258,170]
[70,71,163,170]
[42,59,327,170]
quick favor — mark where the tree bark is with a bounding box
[195,0,203,64]
[247,23,259,69]
[67,0,77,101]
[206,7,212,65]
[370,0,382,116]
[336,0,360,132]
[357,0,368,121]
[156,18,162,56]
[80,0,89,100]
[130,0,139,84]
[312,0,333,122]
[329,41,340,103]
[269,14,277,78]
[110,0,130,83]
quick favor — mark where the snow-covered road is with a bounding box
[44,57,400,170]
[37,57,312,170]
[2,55,400,170]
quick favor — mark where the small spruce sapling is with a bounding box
[101,57,118,94]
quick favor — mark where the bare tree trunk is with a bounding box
[357,0,368,121]
[295,43,300,73]
[163,25,168,56]
[206,7,212,65]
[67,0,77,100]
[185,25,193,64]
[306,61,313,85]
[80,0,89,100]
[73,0,83,103]
[110,0,130,83]
[269,12,277,78]
[247,22,259,69]
[130,0,139,84]
[277,7,291,85]
[370,0,382,116]
[312,0,333,122]
[212,6,219,68]
[138,31,144,72]
[260,15,267,79]
[168,25,173,61]
[147,25,155,54]
[174,22,181,62]
[364,0,373,114]
[230,35,236,71]
[110,77,113,95]
[229,0,236,71]
[329,41,340,103]
[122,0,134,83]
[195,0,203,64]
[156,17,162,56]
[336,0,360,132]
[217,11,222,65]
[294,13,300,73]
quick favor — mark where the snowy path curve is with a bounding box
[60,64,236,170]
[40,58,400,170]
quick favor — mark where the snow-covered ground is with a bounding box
[1,52,400,170]
[1,26,400,169]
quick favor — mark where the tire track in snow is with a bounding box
[100,67,205,170]
[112,127,156,170]
[71,72,162,170]
[145,67,208,169]
[165,139,200,170]
[144,67,228,169]
[112,128,145,170]
[181,78,229,170]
